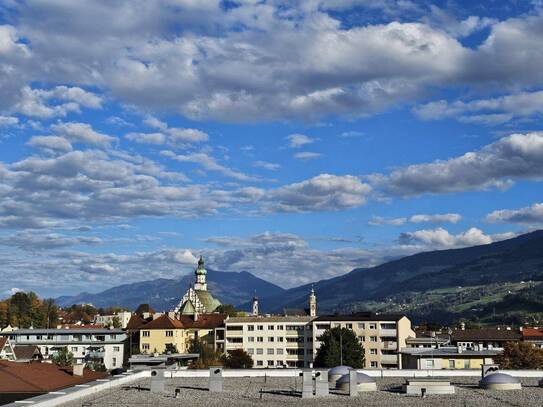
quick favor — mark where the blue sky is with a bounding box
[1,0,542,297]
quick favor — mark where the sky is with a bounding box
[1,0,543,298]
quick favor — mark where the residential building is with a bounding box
[0,337,15,360]
[521,327,543,348]
[450,327,521,351]
[0,360,106,405]
[405,334,450,348]
[94,311,132,328]
[225,315,315,368]
[0,328,126,370]
[312,313,416,369]
[13,345,42,362]
[401,347,499,370]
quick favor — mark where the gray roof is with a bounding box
[480,373,520,385]
[3,328,125,335]
[227,316,314,323]
[337,372,375,384]
[194,290,221,313]
[401,347,500,357]
[315,312,406,322]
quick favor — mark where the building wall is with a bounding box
[402,354,495,370]
[139,328,190,354]
[95,312,132,329]
[2,330,126,370]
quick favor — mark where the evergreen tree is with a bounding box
[52,347,74,367]
[215,304,238,317]
[314,327,364,368]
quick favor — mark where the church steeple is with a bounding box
[194,256,207,291]
[309,286,317,317]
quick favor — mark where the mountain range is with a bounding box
[57,230,543,324]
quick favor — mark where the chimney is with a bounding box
[72,363,85,377]
[460,322,466,331]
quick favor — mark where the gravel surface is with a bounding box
[59,377,543,407]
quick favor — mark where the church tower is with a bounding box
[194,256,207,291]
[309,287,317,317]
[252,293,259,316]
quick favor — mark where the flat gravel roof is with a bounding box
[56,376,543,406]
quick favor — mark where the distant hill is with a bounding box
[254,230,543,324]
[56,270,285,311]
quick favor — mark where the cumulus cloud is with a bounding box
[27,136,73,152]
[127,116,208,146]
[0,231,102,251]
[253,160,281,171]
[51,122,115,146]
[486,203,543,225]
[0,116,19,127]
[286,134,314,148]
[373,132,543,196]
[268,174,372,212]
[370,213,461,226]
[398,227,512,250]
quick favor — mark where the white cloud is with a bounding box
[398,227,509,250]
[486,203,543,225]
[51,122,115,146]
[27,136,73,152]
[294,151,321,160]
[127,116,208,146]
[286,134,314,148]
[268,174,372,212]
[125,132,166,145]
[253,160,280,171]
[374,132,543,196]
[369,213,461,226]
[369,216,407,226]
[0,116,19,127]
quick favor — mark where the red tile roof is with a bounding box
[140,314,185,330]
[451,328,521,341]
[0,337,7,349]
[126,314,147,330]
[0,361,106,394]
[522,327,543,339]
[180,313,227,329]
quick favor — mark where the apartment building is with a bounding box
[94,311,132,328]
[225,316,315,368]
[0,328,126,370]
[312,313,415,369]
[450,327,521,351]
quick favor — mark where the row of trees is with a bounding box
[0,292,59,329]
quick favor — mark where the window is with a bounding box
[248,337,255,342]
[248,325,255,331]
[286,348,304,355]
[228,325,243,331]
[380,323,396,330]
[113,357,117,366]
[370,348,377,355]
[464,359,470,369]
[142,344,150,351]
[247,349,254,355]
[277,325,284,330]
[449,360,455,369]
[267,349,274,355]
[370,336,377,342]
[257,337,264,342]
[113,346,120,352]
[359,336,365,342]
[37,335,42,340]
[425,360,435,369]
[357,323,365,329]
[276,349,283,355]
[286,325,302,331]
[369,323,377,330]
[370,361,378,368]
[257,325,264,331]
[267,360,274,366]
[277,337,284,342]
[316,324,330,330]
[268,325,274,330]
[165,331,173,337]
[286,337,304,343]
[110,334,117,340]
[71,347,78,352]
[227,337,243,343]
[257,360,263,366]
[346,323,353,329]
[268,337,274,342]
[257,348,264,355]
[142,331,150,337]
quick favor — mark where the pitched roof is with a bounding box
[315,312,405,322]
[13,345,41,361]
[521,327,543,339]
[0,337,7,349]
[228,315,314,323]
[0,361,106,394]
[451,328,521,341]
[126,314,147,330]
[141,314,185,330]
[194,290,221,313]
[179,314,226,329]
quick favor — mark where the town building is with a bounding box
[12,345,42,362]
[405,334,450,348]
[174,256,221,316]
[0,337,15,361]
[312,313,416,369]
[0,328,126,370]
[400,347,499,369]
[94,311,132,328]
[521,327,543,348]
[450,327,521,351]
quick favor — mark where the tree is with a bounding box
[188,338,222,368]
[164,343,178,354]
[222,349,253,368]
[52,347,74,367]
[495,341,543,369]
[111,316,122,328]
[216,304,238,317]
[314,327,364,368]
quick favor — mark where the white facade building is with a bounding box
[94,311,132,329]
[1,328,126,370]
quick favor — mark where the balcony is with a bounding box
[380,354,398,364]
[381,341,398,350]
[379,329,397,337]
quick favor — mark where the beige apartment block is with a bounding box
[312,313,415,369]
[225,316,315,368]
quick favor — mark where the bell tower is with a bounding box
[194,256,207,291]
[309,286,317,317]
